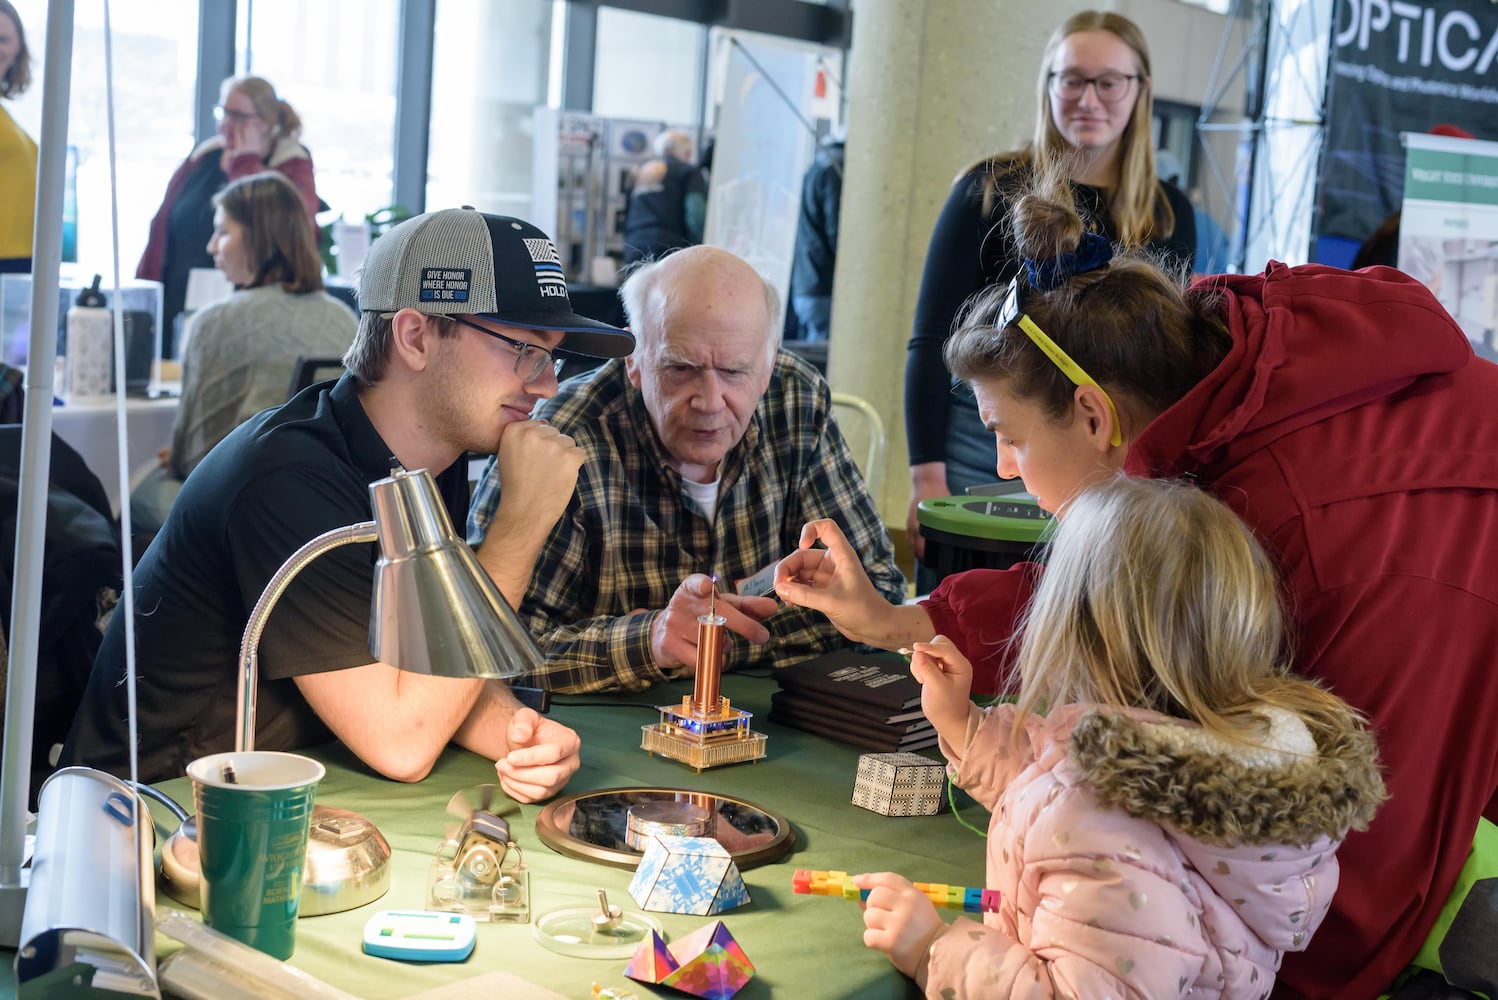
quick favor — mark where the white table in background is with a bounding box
[50,395,178,514]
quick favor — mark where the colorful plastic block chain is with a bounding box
[791,869,1001,915]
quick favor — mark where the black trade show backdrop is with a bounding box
[1315,0,1498,260]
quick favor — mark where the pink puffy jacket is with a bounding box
[924,702,1384,998]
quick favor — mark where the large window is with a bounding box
[10,0,200,273]
[592,7,706,126]
[9,0,846,275]
[237,0,400,226]
[425,0,558,220]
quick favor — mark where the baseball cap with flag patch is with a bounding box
[356,207,634,359]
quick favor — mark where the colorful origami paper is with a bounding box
[623,921,754,1000]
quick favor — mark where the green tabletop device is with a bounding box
[916,492,1053,578]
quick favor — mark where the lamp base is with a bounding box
[160,804,390,916]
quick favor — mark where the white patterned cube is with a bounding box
[852,752,947,816]
[628,834,750,915]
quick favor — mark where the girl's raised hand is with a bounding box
[853,872,945,979]
[908,635,973,744]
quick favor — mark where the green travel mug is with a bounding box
[187,751,325,959]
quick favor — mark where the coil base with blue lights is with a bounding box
[641,696,768,772]
[639,590,767,771]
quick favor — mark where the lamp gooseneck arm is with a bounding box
[236,521,378,753]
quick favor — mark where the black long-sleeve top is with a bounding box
[903,165,1196,465]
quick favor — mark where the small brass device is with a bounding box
[641,580,767,770]
[428,785,529,922]
[591,890,624,932]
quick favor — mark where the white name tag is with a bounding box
[735,561,779,597]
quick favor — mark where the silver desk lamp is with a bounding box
[158,465,542,915]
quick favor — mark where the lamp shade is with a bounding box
[368,467,540,680]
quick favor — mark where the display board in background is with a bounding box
[1315,0,1498,263]
[1400,132,1498,361]
[704,33,824,334]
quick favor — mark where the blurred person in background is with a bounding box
[621,128,707,267]
[1155,148,1231,275]
[137,74,320,354]
[0,0,35,274]
[1352,124,1477,273]
[789,127,845,342]
[129,171,354,534]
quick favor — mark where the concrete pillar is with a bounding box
[826,0,1093,543]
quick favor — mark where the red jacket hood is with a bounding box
[1126,262,1472,480]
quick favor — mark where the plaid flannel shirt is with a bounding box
[467,350,906,693]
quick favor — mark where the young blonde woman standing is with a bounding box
[903,10,1195,588]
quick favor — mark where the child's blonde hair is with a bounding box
[1012,476,1359,746]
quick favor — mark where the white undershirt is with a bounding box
[681,476,720,523]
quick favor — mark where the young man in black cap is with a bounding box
[63,209,634,800]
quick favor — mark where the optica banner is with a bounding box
[1399,132,1498,360]
[1318,0,1498,247]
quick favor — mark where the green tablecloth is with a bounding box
[7,673,987,999]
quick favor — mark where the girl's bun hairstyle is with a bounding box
[1009,160,1086,265]
[945,160,1230,435]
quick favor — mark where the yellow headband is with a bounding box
[1015,314,1123,448]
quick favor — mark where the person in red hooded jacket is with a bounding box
[775,166,1498,998]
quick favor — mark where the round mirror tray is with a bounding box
[534,787,794,871]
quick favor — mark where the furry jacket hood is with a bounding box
[1067,705,1385,945]
[923,701,1385,999]
[185,133,312,172]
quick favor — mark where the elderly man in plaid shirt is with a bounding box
[468,245,905,693]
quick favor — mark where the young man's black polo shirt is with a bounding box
[62,374,469,783]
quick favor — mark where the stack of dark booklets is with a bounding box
[771,649,938,752]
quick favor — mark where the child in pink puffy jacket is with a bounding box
[855,477,1386,998]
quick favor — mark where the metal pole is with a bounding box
[0,0,77,947]
[1236,0,1274,273]
[235,524,375,752]
[392,0,436,216]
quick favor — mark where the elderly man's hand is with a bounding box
[649,573,777,670]
[493,707,580,803]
